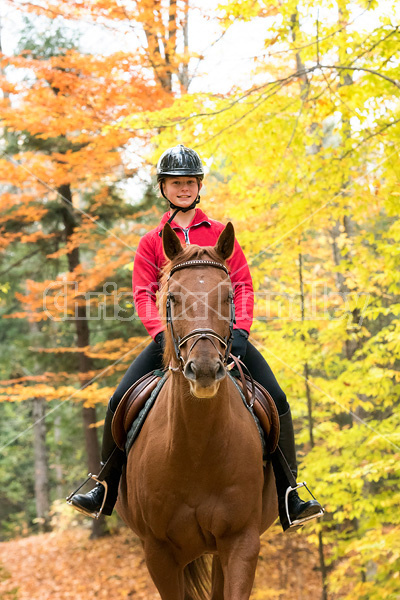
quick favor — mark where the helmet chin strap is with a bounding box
[160,181,201,225]
[167,197,200,224]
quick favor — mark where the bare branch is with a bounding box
[318,64,400,90]
[0,248,42,277]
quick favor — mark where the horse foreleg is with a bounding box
[143,538,185,600]
[211,555,224,600]
[217,530,260,600]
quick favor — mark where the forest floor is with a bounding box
[0,524,323,599]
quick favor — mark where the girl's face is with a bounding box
[162,177,202,208]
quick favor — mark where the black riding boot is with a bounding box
[272,408,323,532]
[69,402,125,518]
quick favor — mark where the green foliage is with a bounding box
[17,16,79,59]
[0,401,36,540]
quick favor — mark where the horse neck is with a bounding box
[166,373,232,450]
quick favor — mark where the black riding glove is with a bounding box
[231,329,249,360]
[154,331,165,348]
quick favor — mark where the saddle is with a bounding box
[111,367,280,456]
[236,373,280,454]
[112,370,165,450]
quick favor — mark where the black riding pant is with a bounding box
[242,342,289,415]
[109,339,289,416]
[109,341,164,412]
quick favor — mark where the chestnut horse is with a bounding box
[117,222,278,600]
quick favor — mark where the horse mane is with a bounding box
[158,243,227,368]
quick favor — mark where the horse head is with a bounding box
[161,222,236,398]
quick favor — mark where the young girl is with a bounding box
[70,145,323,531]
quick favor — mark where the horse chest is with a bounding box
[139,485,258,553]
[132,447,263,543]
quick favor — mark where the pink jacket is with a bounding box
[132,209,254,339]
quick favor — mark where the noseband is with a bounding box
[166,259,235,370]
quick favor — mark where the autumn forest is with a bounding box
[0,0,399,598]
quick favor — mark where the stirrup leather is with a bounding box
[285,482,324,529]
[66,473,108,520]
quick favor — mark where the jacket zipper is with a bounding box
[181,220,210,244]
[159,219,210,241]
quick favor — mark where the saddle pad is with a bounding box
[236,375,280,455]
[112,369,279,456]
[112,371,165,450]
[124,374,169,456]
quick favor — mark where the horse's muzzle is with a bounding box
[183,358,226,398]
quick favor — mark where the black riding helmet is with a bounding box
[157,144,204,181]
[157,145,204,222]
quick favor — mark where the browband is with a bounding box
[168,259,229,280]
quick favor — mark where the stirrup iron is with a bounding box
[285,481,325,529]
[66,473,108,520]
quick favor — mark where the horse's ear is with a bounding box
[215,222,235,260]
[162,222,184,261]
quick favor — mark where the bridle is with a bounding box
[165,259,235,370]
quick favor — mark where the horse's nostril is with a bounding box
[214,361,226,381]
[189,360,197,375]
[184,360,197,381]
[184,359,226,384]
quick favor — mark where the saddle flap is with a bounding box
[112,371,163,450]
[244,376,280,454]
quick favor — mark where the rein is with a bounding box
[166,259,235,369]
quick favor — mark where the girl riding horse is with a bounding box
[69,144,323,532]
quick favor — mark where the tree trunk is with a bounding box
[59,183,107,538]
[53,413,64,500]
[318,530,329,600]
[331,1,362,364]
[298,250,327,600]
[26,294,51,532]
[179,0,190,90]
[143,0,190,94]
[292,12,328,594]
[32,396,51,532]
